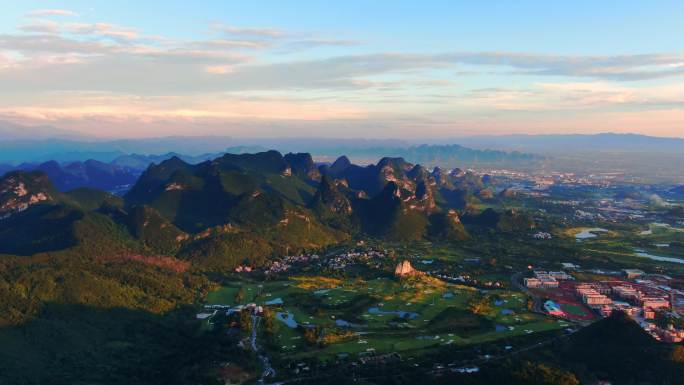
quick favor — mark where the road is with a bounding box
[510,271,543,314]
[251,310,277,384]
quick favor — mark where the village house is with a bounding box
[623,269,645,279]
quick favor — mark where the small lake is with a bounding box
[276,312,298,328]
[575,228,608,240]
[368,307,419,319]
[335,319,362,328]
[634,249,684,264]
[500,309,515,315]
[265,297,284,305]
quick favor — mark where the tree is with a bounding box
[235,288,245,304]
[239,310,252,332]
[262,307,278,335]
[671,345,684,363]
[468,294,492,315]
[304,326,324,346]
[513,361,580,385]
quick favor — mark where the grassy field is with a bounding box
[561,303,590,317]
[204,274,563,362]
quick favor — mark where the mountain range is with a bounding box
[0,151,535,274]
[448,133,684,154]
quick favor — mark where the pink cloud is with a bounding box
[27,9,78,17]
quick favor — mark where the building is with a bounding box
[641,297,669,309]
[613,285,639,300]
[623,269,645,279]
[643,308,656,319]
[548,271,572,280]
[531,270,562,288]
[576,284,612,306]
[584,294,612,306]
[524,278,542,288]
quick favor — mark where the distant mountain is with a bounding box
[0,120,86,141]
[0,164,13,176]
[0,160,139,193]
[314,144,540,168]
[110,152,222,172]
[0,135,538,170]
[452,133,684,154]
[0,137,239,164]
[670,185,684,198]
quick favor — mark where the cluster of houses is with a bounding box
[322,249,387,270]
[574,281,672,318]
[532,231,552,240]
[650,323,684,343]
[433,271,503,288]
[524,270,573,289]
[525,265,684,342]
[265,254,320,275]
[572,280,684,342]
[609,284,670,317]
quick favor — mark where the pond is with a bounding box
[634,249,684,264]
[335,319,362,328]
[500,309,515,315]
[276,312,298,328]
[265,297,284,305]
[368,307,419,319]
[575,228,608,240]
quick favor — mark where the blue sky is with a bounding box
[1,1,683,138]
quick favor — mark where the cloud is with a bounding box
[215,24,285,38]
[27,9,78,17]
[19,20,61,34]
[3,42,684,96]
[282,39,361,51]
[205,65,235,74]
[464,81,684,112]
[0,33,113,55]
[445,52,684,81]
[195,39,273,49]
[65,22,139,42]
[2,14,684,139]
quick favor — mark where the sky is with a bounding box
[1,0,683,139]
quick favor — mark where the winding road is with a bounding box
[251,310,277,384]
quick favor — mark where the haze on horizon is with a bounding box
[1,0,683,139]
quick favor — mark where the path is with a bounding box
[251,310,277,384]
